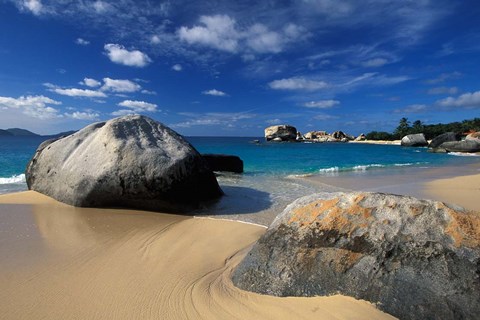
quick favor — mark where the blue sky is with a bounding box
[0,0,479,136]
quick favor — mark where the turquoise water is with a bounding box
[0,135,478,223]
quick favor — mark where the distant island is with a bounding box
[0,128,76,138]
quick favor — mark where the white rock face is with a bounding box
[26,115,222,212]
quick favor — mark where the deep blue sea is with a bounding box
[1,136,478,223]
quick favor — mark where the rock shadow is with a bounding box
[194,185,273,216]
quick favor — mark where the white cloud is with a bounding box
[75,38,90,46]
[303,100,340,108]
[361,58,389,67]
[65,111,100,121]
[0,95,61,119]
[269,77,328,91]
[178,14,306,54]
[172,64,183,71]
[117,100,158,112]
[172,111,254,128]
[101,78,141,93]
[178,15,239,52]
[266,119,283,125]
[436,91,480,109]
[51,88,107,98]
[394,104,428,114]
[141,89,157,95]
[92,1,112,14]
[104,44,152,67]
[79,77,101,87]
[424,72,462,84]
[202,89,228,97]
[19,0,43,15]
[427,86,458,95]
[150,35,161,44]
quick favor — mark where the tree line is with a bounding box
[365,117,480,141]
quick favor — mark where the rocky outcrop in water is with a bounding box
[232,192,480,320]
[400,133,428,147]
[202,154,243,173]
[264,125,297,142]
[428,132,459,149]
[439,140,480,153]
[26,115,223,212]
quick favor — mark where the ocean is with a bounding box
[1,136,478,224]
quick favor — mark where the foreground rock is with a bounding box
[26,115,223,212]
[232,192,480,320]
[264,125,297,142]
[428,132,459,149]
[400,133,428,147]
[466,131,480,143]
[440,140,480,153]
[202,154,243,173]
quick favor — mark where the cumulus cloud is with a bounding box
[50,87,107,98]
[178,14,306,54]
[269,77,328,91]
[427,86,458,95]
[178,15,239,52]
[92,0,113,14]
[303,100,340,108]
[172,64,183,71]
[75,38,90,45]
[436,91,480,109]
[394,104,428,114]
[18,0,43,15]
[65,111,100,121]
[202,89,228,97]
[104,44,152,67]
[117,100,158,113]
[150,35,161,44]
[101,78,141,93]
[79,77,101,87]
[0,95,61,119]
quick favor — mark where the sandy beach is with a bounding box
[0,167,478,319]
[0,191,394,320]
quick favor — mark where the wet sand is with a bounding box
[0,191,393,320]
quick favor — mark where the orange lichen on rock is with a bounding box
[441,203,480,248]
[287,195,374,236]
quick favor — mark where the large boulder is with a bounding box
[26,115,223,212]
[440,140,480,153]
[202,154,243,173]
[232,192,480,320]
[428,132,459,149]
[401,133,428,147]
[466,132,480,143]
[264,125,297,142]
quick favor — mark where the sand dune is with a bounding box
[0,191,394,320]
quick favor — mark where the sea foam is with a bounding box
[0,174,26,184]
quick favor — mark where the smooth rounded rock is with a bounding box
[401,133,428,147]
[26,115,223,212]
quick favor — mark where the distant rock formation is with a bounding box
[400,133,428,147]
[264,125,297,142]
[26,115,223,212]
[354,133,366,141]
[466,131,480,143]
[202,154,243,173]
[428,132,459,149]
[232,192,480,320]
[439,140,480,153]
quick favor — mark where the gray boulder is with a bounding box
[232,192,480,320]
[26,115,223,212]
[428,132,459,149]
[264,125,297,141]
[401,133,428,147]
[440,140,480,153]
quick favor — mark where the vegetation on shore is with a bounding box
[366,118,480,141]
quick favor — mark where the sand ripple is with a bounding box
[0,192,394,319]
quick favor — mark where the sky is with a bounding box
[0,0,479,136]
